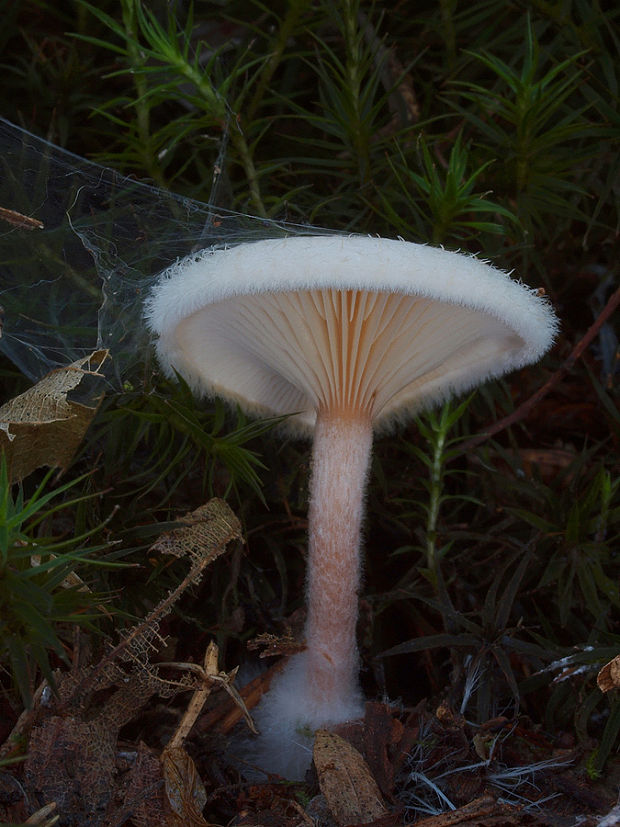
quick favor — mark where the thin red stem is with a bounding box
[458,284,620,455]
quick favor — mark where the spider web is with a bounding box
[0,118,326,394]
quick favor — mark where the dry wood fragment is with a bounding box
[164,641,257,742]
[197,659,286,735]
[0,205,44,229]
[168,642,221,749]
[411,794,509,826]
[246,631,305,658]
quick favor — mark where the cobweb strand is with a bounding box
[0,118,331,396]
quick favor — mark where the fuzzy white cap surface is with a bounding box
[146,235,558,433]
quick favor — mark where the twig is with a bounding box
[412,794,505,826]
[246,0,311,122]
[162,641,258,743]
[0,206,44,230]
[458,284,620,456]
[167,642,219,749]
[196,659,285,735]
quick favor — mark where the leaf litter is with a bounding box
[0,505,618,825]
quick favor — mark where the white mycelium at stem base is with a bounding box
[146,234,559,779]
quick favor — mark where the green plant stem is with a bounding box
[163,32,266,215]
[246,0,311,122]
[230,128,267,218]
[342,0,370,185]
[439,0,457,69]
[121,0,163,186]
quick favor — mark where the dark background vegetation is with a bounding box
[0,0,618,817]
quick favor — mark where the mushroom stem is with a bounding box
[303,408,373,716]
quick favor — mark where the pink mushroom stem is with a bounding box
[302,408,373,714]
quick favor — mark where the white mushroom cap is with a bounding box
[146,235,558,434]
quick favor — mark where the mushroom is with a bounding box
[146,234,558,777]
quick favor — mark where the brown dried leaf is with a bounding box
[314,730,387,826]
[150,499,243,570]
[115,742,168,827]
[65,500,241,712]
[334,702,405,799]
[435,701,466,729]
[162,746,209,826]
[519,447,577,482]
[0,349,108,482]
[24,713,116,825]
[597,655,620,692]
[24,802,58,825]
